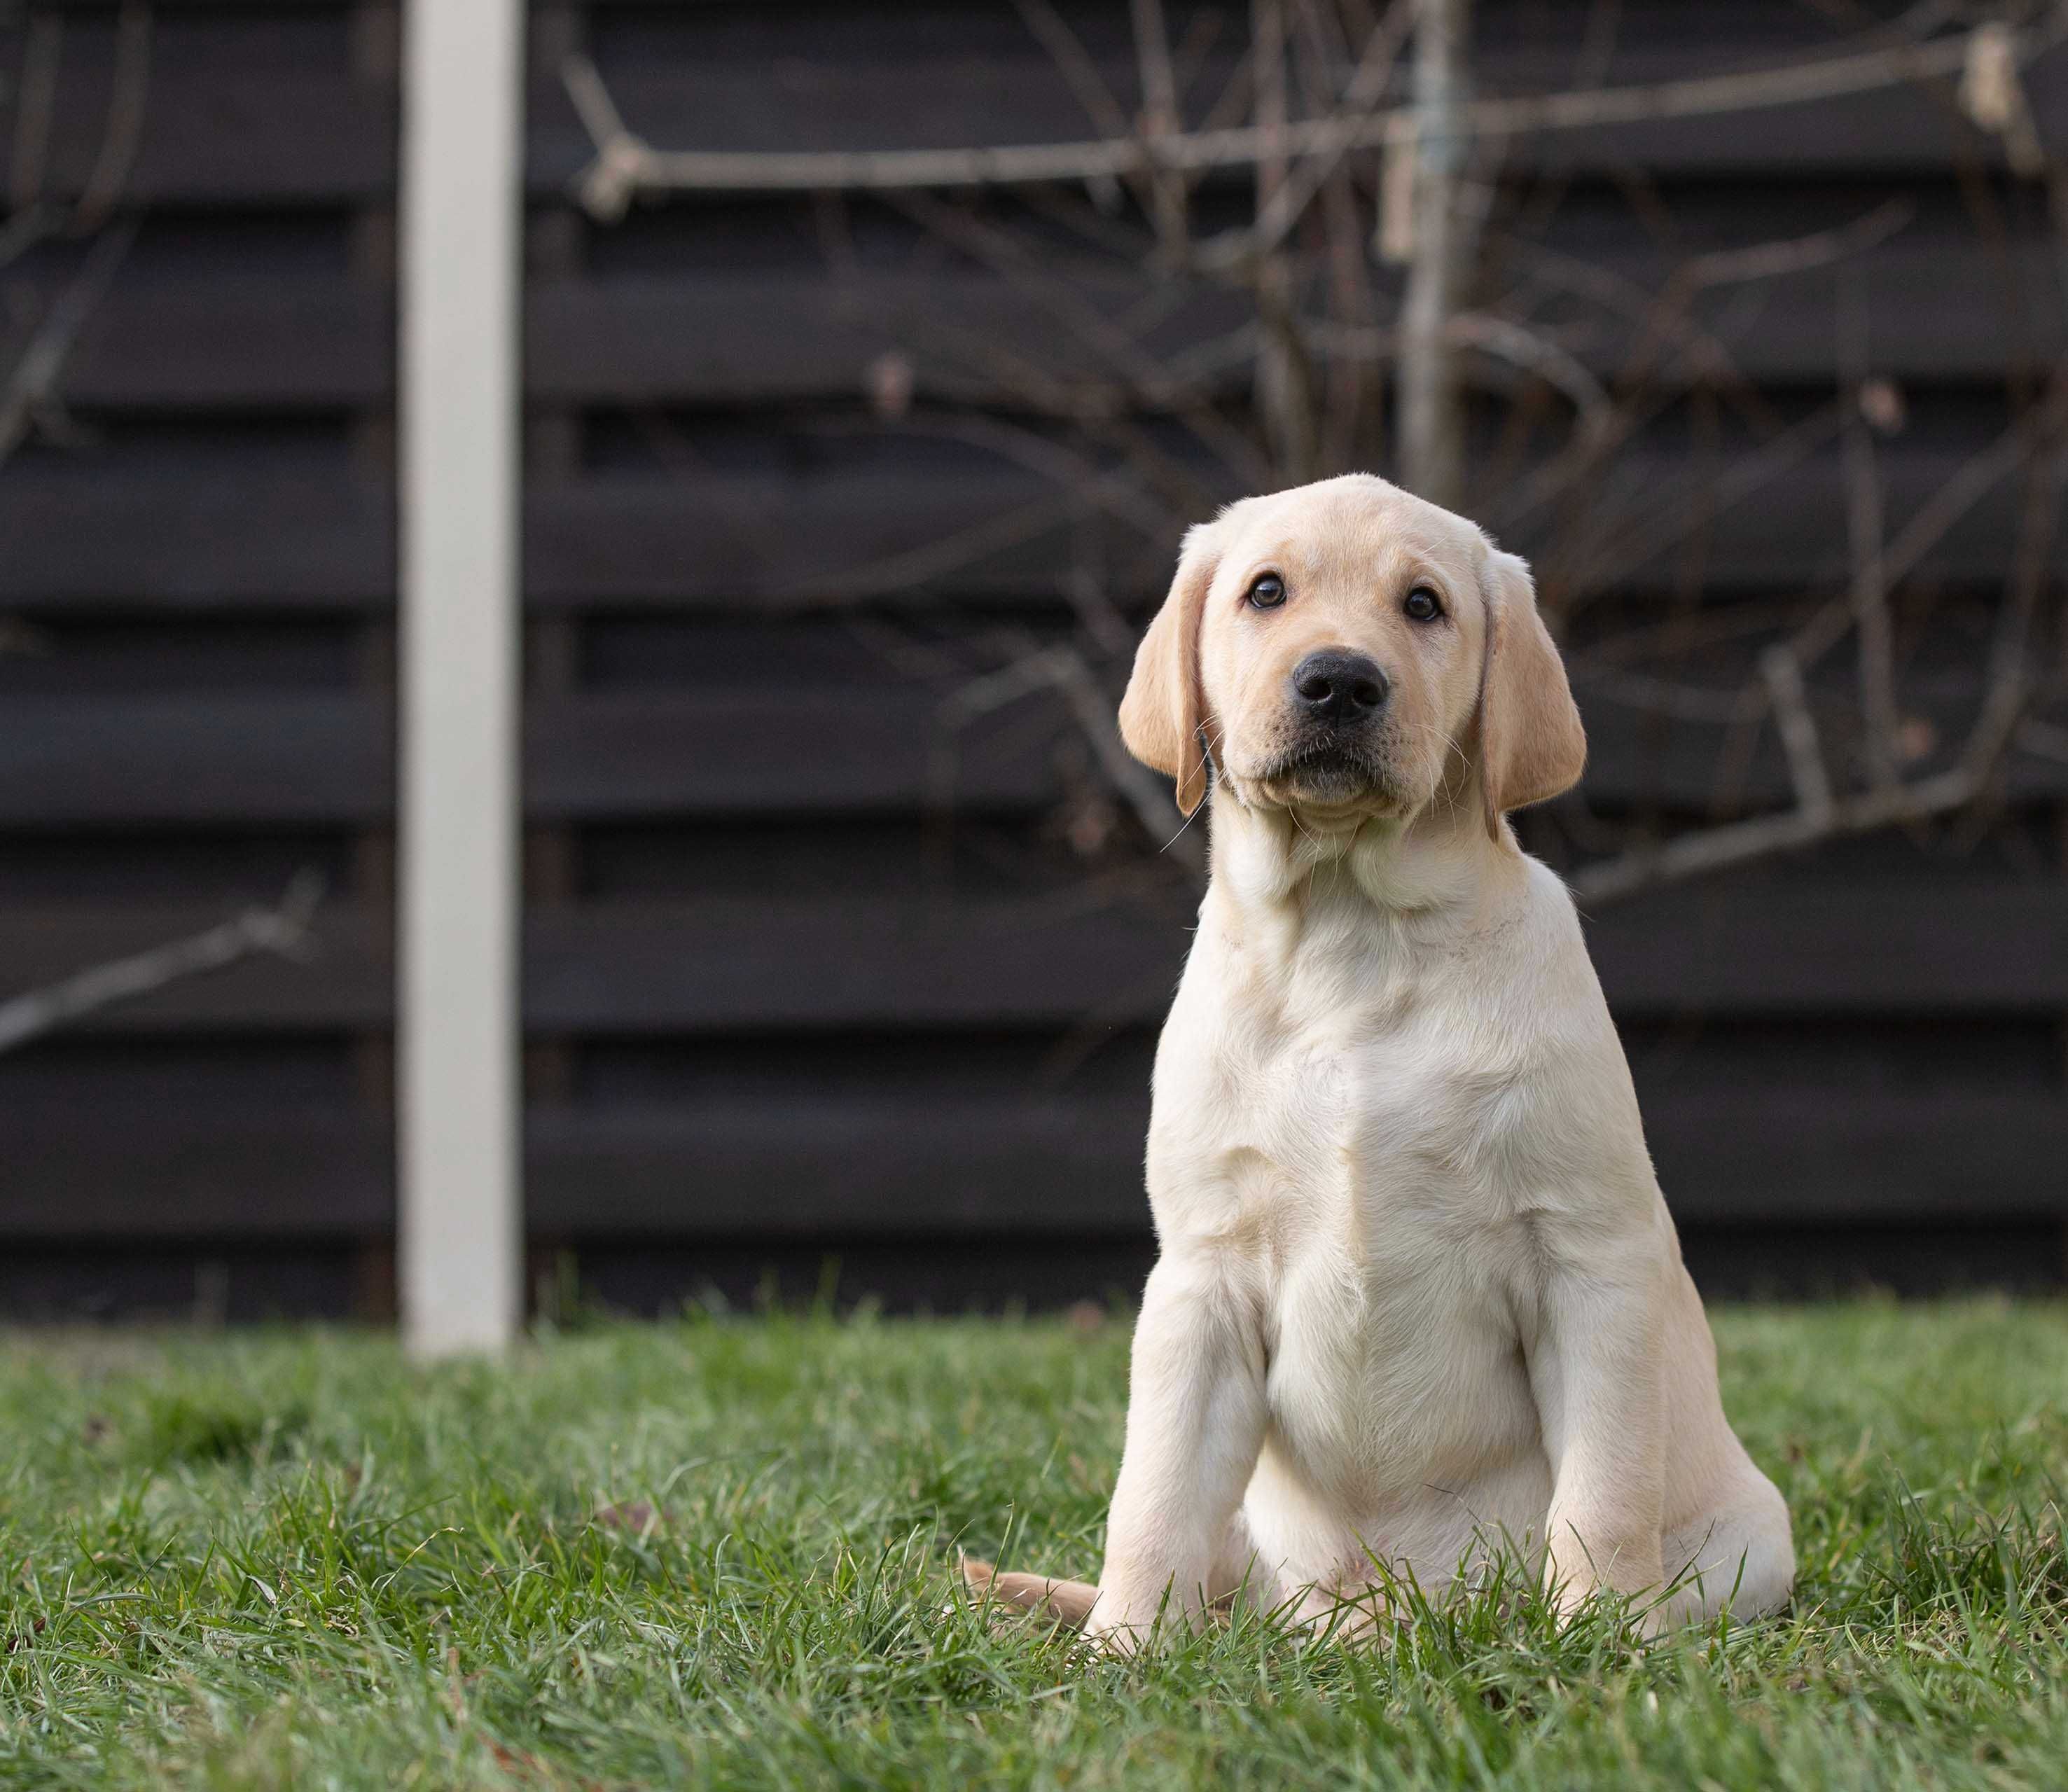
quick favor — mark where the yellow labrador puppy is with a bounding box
[966,473,1792,1647]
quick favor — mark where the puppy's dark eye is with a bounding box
[1247,574,1286,610]
[1403,586,1443,623]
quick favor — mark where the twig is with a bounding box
[1961,18,2048,176]
[73,1,151,230]
[0,220,139,467]
[1578,400,2066,904]
[1549,401,1843,599]
[1443,312,1607,424]
[1789,382,2065,672]
[883,188,1271,489]
[1399,0,1478,507]
[1200,0,1413,270]
[1758,645,1834,824]
[1678,198,1915,291]
[7,11,62,216]
[1568,662,1763,725]
[1010,0,1134,212]
[1837,271,1900,792]
[1046,646,1209,873]
[562,13,2065,212]
[0,873,326,1055]
[1962,429,2065,779]
[1306,310,1610,422]
[1570,770,1978,904]
[2018,718,2068,764]
[1130,0,1190,259]
[937,646,1208,873]
[1248,0,1310,477]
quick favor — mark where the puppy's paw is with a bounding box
[1081,1606,1143,1658]
[1550,1576,1668,1641]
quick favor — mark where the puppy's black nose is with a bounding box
[1290,651,1388,724]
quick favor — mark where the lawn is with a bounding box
[0,1299,2063,1788]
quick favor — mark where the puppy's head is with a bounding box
[1118,474,1585,835]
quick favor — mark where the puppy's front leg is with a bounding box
[1090,1249,1266,1651]
[1527,1232,1667,1624]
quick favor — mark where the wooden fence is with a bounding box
[1,0,2064,1319]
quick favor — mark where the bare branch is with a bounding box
[1130,0,1191,258]
[562,14,2064,210]
[74,1,151,230]
[1444,312,1608,424]
[1962,428,2066,777]
[937,646,1207,873]
[1791,385,2064,669]
[1202,0,1414,270]
[563,4,2063,916]
[1837,272,1901,793]
[1011,0,1134,211]
[1399,0,1478,508]
[1548,402,1842,601]
[1045,646,1209,873]
[1677,197,1913,291]
[0,873,326,1056]
[1569,770,1978,905]
[0,221,139,468]
[1758,645,1835,824]
[2018,718,2068,764]
[8,11,63,216]
[1960,18,2048,176]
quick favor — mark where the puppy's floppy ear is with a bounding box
[1476,548,1585,838]
[1118,520,1221,817]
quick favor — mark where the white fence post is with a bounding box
[398,0,525,1354]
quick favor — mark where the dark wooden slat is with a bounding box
[529,239,2064,405]
[8,876,2059,1034]
[1644,1090,2068,1225]
[524,467,1107,609]
[6,678,2043,824]
[0,445,2039,613]
[10,1083,2050,1242]
[525,440,2056,607]
[0,688,1060,825]
[1591,883,2068,1016]
[526,278,1252,406]
[0,1106,390,1239]
[0,472,393,608]
[0,693,387,826]
[524,1085,2068,1236]
[527,688,1068,819]
[522,884,2068,1032]
[0,61,389,204]
[62,283,389,410]
[1565,678,2068,815]
[523,898,1188,1034]
[527,1094,1152,1235]
[527,690,2068,819]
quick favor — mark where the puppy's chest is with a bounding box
[1157,1001,1548,1263]
[1163,1013,1550,1478]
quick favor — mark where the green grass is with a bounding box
[0,1299,2064,1788]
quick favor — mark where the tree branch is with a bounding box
[1569,770,1978,905]
[562,13,2065,212]
[0,221,139,468]
[0,873,326,1055]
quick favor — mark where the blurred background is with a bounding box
[1,0,2064,1323]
